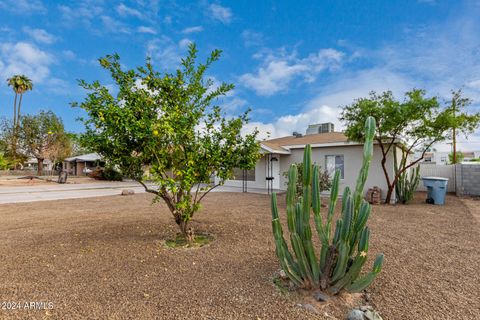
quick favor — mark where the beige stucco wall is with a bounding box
[278,144,396,201]
[216,155,272,189]
[218,144,399,201]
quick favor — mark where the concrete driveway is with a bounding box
[0,181,149,204]
[0,181,279,204]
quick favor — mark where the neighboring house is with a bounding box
[216,122,405,201]
[25,158,54,172]
[414,150,480,165]
[63,153,104,176]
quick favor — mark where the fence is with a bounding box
[455,164,480,196]
[417,164,456,193]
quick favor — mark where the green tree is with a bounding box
[0,119,25,169]
[341,89,479,204]
[67,132,94,156]
[444,89,480,164]
[0,152,11,170]
[74,44,260,239]
[19,110,71,176]
[448,151,464,164]
[7,75,33,168]
[7,75,33,128]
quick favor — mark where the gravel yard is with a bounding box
[0,192,478,319]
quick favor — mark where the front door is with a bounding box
[271,155,280,189]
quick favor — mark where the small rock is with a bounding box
[364,310,383,320]
[279,269,287,279]
[313,291,329,302]
[121,189,135,195]
[346,309,365,320]
[297,303,319,314]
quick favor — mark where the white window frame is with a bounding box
[325,155,344,179]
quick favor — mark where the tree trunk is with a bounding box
[385,183,394,204]
[453,127,457,164]
[13,93,17,128]
[12,93,18,170]
[37,158,44,176]
[178,219,194,242]
[17,93,23,128]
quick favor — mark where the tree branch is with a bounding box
[197,183,221,203]
[137,180,159,195]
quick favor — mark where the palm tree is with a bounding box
[7,75,33,170]
[7,75,33,128]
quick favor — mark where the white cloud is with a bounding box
[182,26,203,34]
[241,30,263,47]
[22,27,57,44]
[466,80,480,90]
[178,38,193,49]
[242,105,340,140]
[240,48,344,96]
[0,0,46,14]
[0,42,53,83]
[58,1,104,27]
[147,37,189,69]
[62,50,76,60]
[137,26,156,34]
[209,3,232,24]
[116,3,142,18]
[101,16,130,34]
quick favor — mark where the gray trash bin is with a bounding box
[421,177,448,205]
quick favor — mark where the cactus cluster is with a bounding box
[271,116,384,294]
[394,150,420,204]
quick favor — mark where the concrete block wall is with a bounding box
[456,164,480,196]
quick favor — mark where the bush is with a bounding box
[87,166,123,181]
[283,163,331,200]
[271,116,384,293]
[102,167,123,181]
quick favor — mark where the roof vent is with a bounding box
[306,122,334,135]
[293,131,303,138]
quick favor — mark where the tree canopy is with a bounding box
[74,43,260,238]
[341,89,480,203]
[19,110,71,175]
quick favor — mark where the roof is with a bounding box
[64,153,102,162]
[260,132,352,154]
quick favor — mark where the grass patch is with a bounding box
[164,233,214,249]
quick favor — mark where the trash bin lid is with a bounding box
[421,176,449,181]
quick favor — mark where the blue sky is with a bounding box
[1,0,480,151]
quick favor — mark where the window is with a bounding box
[325,155,344,179]
[232,167,255,181]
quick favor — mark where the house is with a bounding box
[63,153,104,176]
[24,158,54,172]
[414,150,480,165]
[216,122,404,201]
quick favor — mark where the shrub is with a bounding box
[394,151,420,204]
[87,167,123,181]
[271,116,384,293]
[283,163,331,200]
[102,167,123,181]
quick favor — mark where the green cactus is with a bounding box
[271,116,384,294]
[394,149,420,204]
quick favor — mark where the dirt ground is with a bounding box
[0,192,478,319]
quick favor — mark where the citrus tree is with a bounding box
[74,44,260,239]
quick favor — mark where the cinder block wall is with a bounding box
[456,164,480,196]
